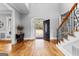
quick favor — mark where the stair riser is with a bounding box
[74,32,79,38]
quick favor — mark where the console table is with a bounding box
[16,33,24,43]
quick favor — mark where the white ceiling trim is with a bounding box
[8,3,29,15]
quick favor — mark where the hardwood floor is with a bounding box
[0,40,64,56]
[0,40,11,55]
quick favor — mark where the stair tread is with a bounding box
[68,34,75,37]
[73,30,79,32]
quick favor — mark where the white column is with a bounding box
[4,3,16,44]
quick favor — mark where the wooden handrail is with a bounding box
[58,3,78,30]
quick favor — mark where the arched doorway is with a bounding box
[32,17,44,39]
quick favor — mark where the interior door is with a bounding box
[43,20,50,41]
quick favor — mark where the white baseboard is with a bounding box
[24,37,57,40]
[50,37,57,40]
[24,38,35,40]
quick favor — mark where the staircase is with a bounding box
[56,3,79,56]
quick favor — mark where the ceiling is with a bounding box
[0,3,10,11]
[0,3,12,15]
[8,3,29,15]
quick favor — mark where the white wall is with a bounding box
[0,14,12,39]
[20,3,60,39]
[30,3,60,39]
[0,3,11,33]
[15,3,75,40]
[0,4,12,39]
[58,3,74,26]
[14,10,21,30]
[0,15,11,32]
[0,3,25,44]
[14,9,22,43]
[8,4,22,44]
[20,14,31,39]
[27,3,75,40]
[29,3,60,18]
[59,3,74,14]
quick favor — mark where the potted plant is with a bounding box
[16,25,24,43]
[17,25,24,33]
